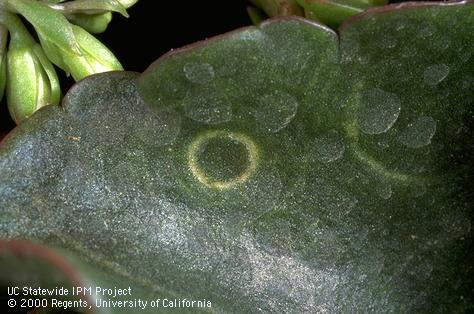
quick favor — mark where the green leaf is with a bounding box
[0,239,163,313]
[1,2,473,312]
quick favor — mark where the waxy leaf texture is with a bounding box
[1,1,473,312]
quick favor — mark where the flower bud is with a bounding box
[1,11,60,124]
[250,0,303,17]
[0,26,7,102]
[295,0,387,28]
[7,0,81,55]
[49,0,128,17]
[39,24,123,81]
[117,0,139,9]
[6,45,58,124]
[66,12,113,34]
[31,44,61,107]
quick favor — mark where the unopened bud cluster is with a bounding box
[0,0,138,124]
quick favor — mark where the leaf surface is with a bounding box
[1,2,473,312]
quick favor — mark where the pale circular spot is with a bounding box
[188,131,258,189]
[357,88,401,135]
[183,62,215,84]
[312,130,345,163]
[423,64,450,86]
[255,90,299,133]
[398,116,437,148]
[182,91,232,125]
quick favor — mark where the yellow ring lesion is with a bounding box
[344,83,418,184]
[187,130,259,190]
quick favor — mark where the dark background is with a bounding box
[0,0,251,140]
[99,1,250,73]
